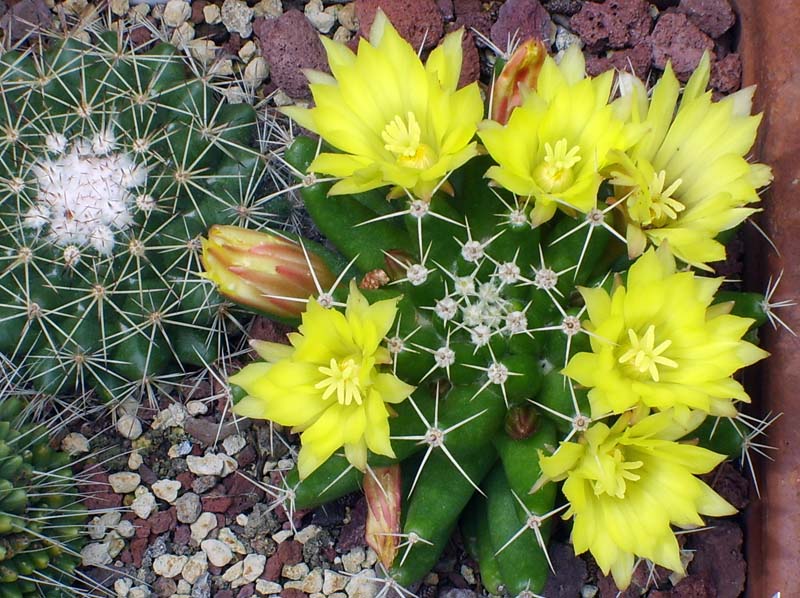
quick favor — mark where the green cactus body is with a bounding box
[0,398,86,597]
[0,32,271,401]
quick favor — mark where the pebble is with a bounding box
[176,492,202,524]
[285,567,322,593]
[201,539,233,567]
[255,580,282,595]
[271,530,293,543]
[332,26,351,43]
[107,531,126,558]
[220,454,238,477]
[151,403,187,430]
[581,584,599,598]
[81,542,112,567]
[88,517,106,540]
[187,39,216,64]
[115,578,132,598]
[253,0,282,18]
[294,525,320,544]
[282,562,309,581]
[221,0,254,37]
[117,520,136,539]
[244,57,269,85]
[219,527,247,554]
[236,514,249,527]
[241,554,267,583]
[191,512,217,542]
[322,570,348,594]
[152,479,182,503]
[186,400,209,416]
[128,451,143,470]
[131,487,157,519]
[337,3,357,31]
[61,432,90,455]
[153,554,189,578]
[304,0,335,33]
[109,472,141,494]
[223,434,247,456]
[202,3,221,24]
[176,580,191,594]
[344,571,380,598]
[187,454,224,476]
[171,22,195,46]
[163,0,191,28]
[116,414,143,440]
[555,26,583,52]
[129,586,151,598]
[182,551,209,584]
[238,41,257,62]
[341,547,365,574]
[222,561,244,583]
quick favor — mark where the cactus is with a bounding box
[210,14,779,596]
[0,396,87,598]
[0,29,272,402]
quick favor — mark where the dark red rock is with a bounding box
[570,0,652,52]
[650,11,715,76]
[129,22,155,46]
[703,462,749,511]
[337,497,367,551]
[184,417,246,446]
[83,492,123,511]
[224,473,266,516]
[201,493,233,513]
[215,591,234,598]
[664,574,716,598]
[153,576,177,597]
[149,508,177,535]
[452,0,492,38]
[676,0,735,39]
[138,464,158,486]
[191,0,208,24]
[236,585,256,598]
[0,0,51,43]
[686,521,745,598]
[355,0,444,51]
[249,317,293,345]
[119,549,133,565]
[710,51,741,94]
[133,518,151,539]
[280,590,308,598]
[445,28,480,87]
[597,573,639,598]
[263,554,283,581]
[130,538,148,568]
[254,9,328,98]
[436,0,454,20]
[174,524,191,546]
[236,445,257,468]
[276,540,303,566]
[491,0,553,52]
[79,468,124,511]
[176,471,195,490]
[585,43,652,78]
[222,32,244,56]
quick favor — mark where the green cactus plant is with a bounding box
[0,396,87,598]
[0,29,272,402]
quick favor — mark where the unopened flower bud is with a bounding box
[364,464,402,569]
[491,39,547,125]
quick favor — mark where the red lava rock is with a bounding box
[253,9,329,99]
[223,33,244,56]
[138,464,158,486]
[455,30,480,87]
[710,51,742,94]
[236,585,256,598]
[130,538,148,568]
[184,417,246,447]
[491,0,553,52]
[236,445,257,468]
[215,591,234,598]
[702,462,749,510]
[0,0,51,43]
[176,471,195,490]
[542,543,588,597]
[149,508,177,535]
[437,0,454,20]
[337,497,367,551]
[119,549,132,565]
[356,0,444,51]
[280,590,308,598]
[224,473,266,516]
[133,518,151,539]
[263,554,283,581]
[79,468,125,511]
[276,540,304,566]
[658,573,716,597]
[585,43,652,78]
[202,493,233,513]
[686,520,745,598]
[570,0,652,52]
[190,0,208,24]
[650,12,715,77]
[174,524,191,546]
[597,574,639,598]
[153,576,177,597]
[451,0,492,38]
[129,22,154,46]
[249,317,293,345]
[676,0,735,39]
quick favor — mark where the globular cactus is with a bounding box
[0,397,87,598]
[209,13,778,596]
[0,29,272,401]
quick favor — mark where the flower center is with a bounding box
[623,169,685,228]
[316,357,364,405]
[382,112,436,170]
[617,324,677,382]
[588,445,643,499]
[532,138,581,194]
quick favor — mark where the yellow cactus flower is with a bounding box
[563,247,768,423]
[609,54,772,268]
[230,280,415,478]
[538,410,736,590]
[478,46,642,226]
[281,10,484,201]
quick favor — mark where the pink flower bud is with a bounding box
[364,464,402,569]
[491,39,547,125]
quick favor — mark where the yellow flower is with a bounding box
[609,54,772,268]
[281,10,484,200]
[230,281,415,478]
[478,46,642,226]
[563,247,768,423]
[539,410,736,590]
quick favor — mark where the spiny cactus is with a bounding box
[208,14,779,596]
[0,396,87,598]
[0,29,274,402]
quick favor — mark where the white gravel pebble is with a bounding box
[285,567,322,593]
[128,450,143,470]
[255,579,282,595]
[203,4,221,25]
[282,562,309,581]
[222,434,247,456]
[187,454,224,476]
[152,479,182,503]
[153,554,188,578]
[190,512,217,542]
[131,487,156,519]
[220,454,238,477]
[181,551,208,584]
[176,580,191,594]
[117,520,136,539]
[116,414,142,439]
[218,527,247,554]
[322,569,348,594]
[171,22,195,47]
[271,529,293,543]
[128,587,151,598]
[201,539,233,567]
[221,0,254,37]
[175,492,202,524]
[188,40,218,65]
[61,432,90,455]
[244,57,269,85]
[344,571,381,598]
[222,561,244,583]
[163,0,191,28]
[253,0,282,18]
[341,547,365,574]
[114,578,132,598]
[108,472,141,494]
[151,403,187,430]
[294,524,320,544]
[241,554,267,583]
[304,0,335,33]
[80,542,112,567]
[337,3,358,31]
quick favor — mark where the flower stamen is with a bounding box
[316,357,364,405]
[618,324,677,381]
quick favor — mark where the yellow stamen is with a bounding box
[532,138,582,193]
[382,112,436,170]
[316,357,364,405]
[618,324,678,382]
